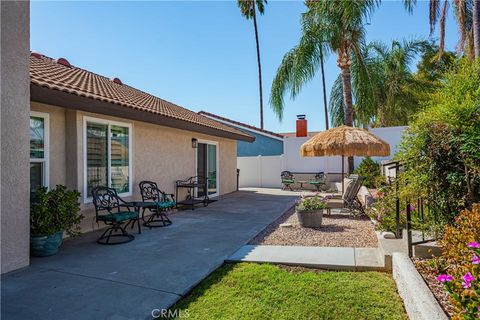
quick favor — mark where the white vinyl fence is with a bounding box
[237,126,407,188]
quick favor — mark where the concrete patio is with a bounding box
[1,188,298,320]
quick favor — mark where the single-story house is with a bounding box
[29,53,254,233]
[198,111,284,157]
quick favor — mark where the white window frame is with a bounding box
[195,139,220,198]
[30,111,50,189]
[83,116,133,203]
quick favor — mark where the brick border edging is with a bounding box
[392,252,448,320]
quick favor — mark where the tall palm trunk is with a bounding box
[320,47,329,130]
[252,6,264,129]
[474,0,480,58]
[339,62,355,173]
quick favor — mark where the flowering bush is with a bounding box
[367,182,427,234]
[437,242,480,319]
[440,204,480,269]
[296,196,327,212]
[436,205,480,319]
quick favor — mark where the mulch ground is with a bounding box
[413,258,456,318]
[249,207,378,248]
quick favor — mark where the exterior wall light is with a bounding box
[192,138,198,148]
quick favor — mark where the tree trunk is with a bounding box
[473,0,480,58]
[320,47,329,130]
[252,6,264,129]
[339,64,355,173]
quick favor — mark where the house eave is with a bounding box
[30,84,255,142]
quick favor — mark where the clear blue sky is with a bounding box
[31,1,458,133]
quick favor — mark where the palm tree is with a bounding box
[473,0,480,58]
[270,15,330,129]
[303,0,379,173]
[329,39,430,128]
[237,0,267,129]
[425,0,478,59]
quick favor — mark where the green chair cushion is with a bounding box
[282,179,294,183]
[156,201,176,209]
[98,211,139,223]
[309,181,324,185]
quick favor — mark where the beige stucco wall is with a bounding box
[31,104,238,233]
[1,1,30,273]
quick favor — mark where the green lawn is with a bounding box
[171,263,407,320]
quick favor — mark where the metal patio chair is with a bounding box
[138,181,174,227]
[281,171,295,191]
[91,186,141,245]
[308,172,326,192]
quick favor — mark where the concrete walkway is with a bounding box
[227,245,384,271]
[1,188,298,320]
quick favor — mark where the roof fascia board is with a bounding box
[201,114,284,141]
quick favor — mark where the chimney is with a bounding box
[296,114,307,137]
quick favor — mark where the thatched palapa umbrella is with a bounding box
[300,125,390,192]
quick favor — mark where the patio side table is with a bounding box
[126,201,172,228]
[298,181,307,190]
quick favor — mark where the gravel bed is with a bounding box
[413,258,455,317]
[249,207,378,248]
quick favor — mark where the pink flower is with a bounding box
[437,274,454,282]
[461,272,475,288]
[400,205,416,215]
[468,242,480,248]
[462,272,475,283]
[472,255,480,265]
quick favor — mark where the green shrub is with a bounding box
[31,185,83,237]
[396,59,480,226]
[367,181,429,234]
[353,157,384,188]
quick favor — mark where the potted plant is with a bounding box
[296,196,327,228]
[30,185,83,257]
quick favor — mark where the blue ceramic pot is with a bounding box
[30,231,64,257]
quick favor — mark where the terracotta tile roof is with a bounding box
[198,111,284,139]
[29,54,252,140]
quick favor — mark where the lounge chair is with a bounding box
[139,181,174,227]
[91,186,141,245]
[308,172,326,192]
[281,171,295,191]
[325,175,365,215]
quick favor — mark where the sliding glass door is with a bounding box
[196,142,218,198]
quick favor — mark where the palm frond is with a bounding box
[403,0,417,14]
[328,75,345,127]
[269,6,330,121]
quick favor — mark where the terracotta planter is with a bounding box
[30,231,63,257]
[297,209,323,228]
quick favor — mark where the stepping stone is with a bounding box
[280,223,293,228]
